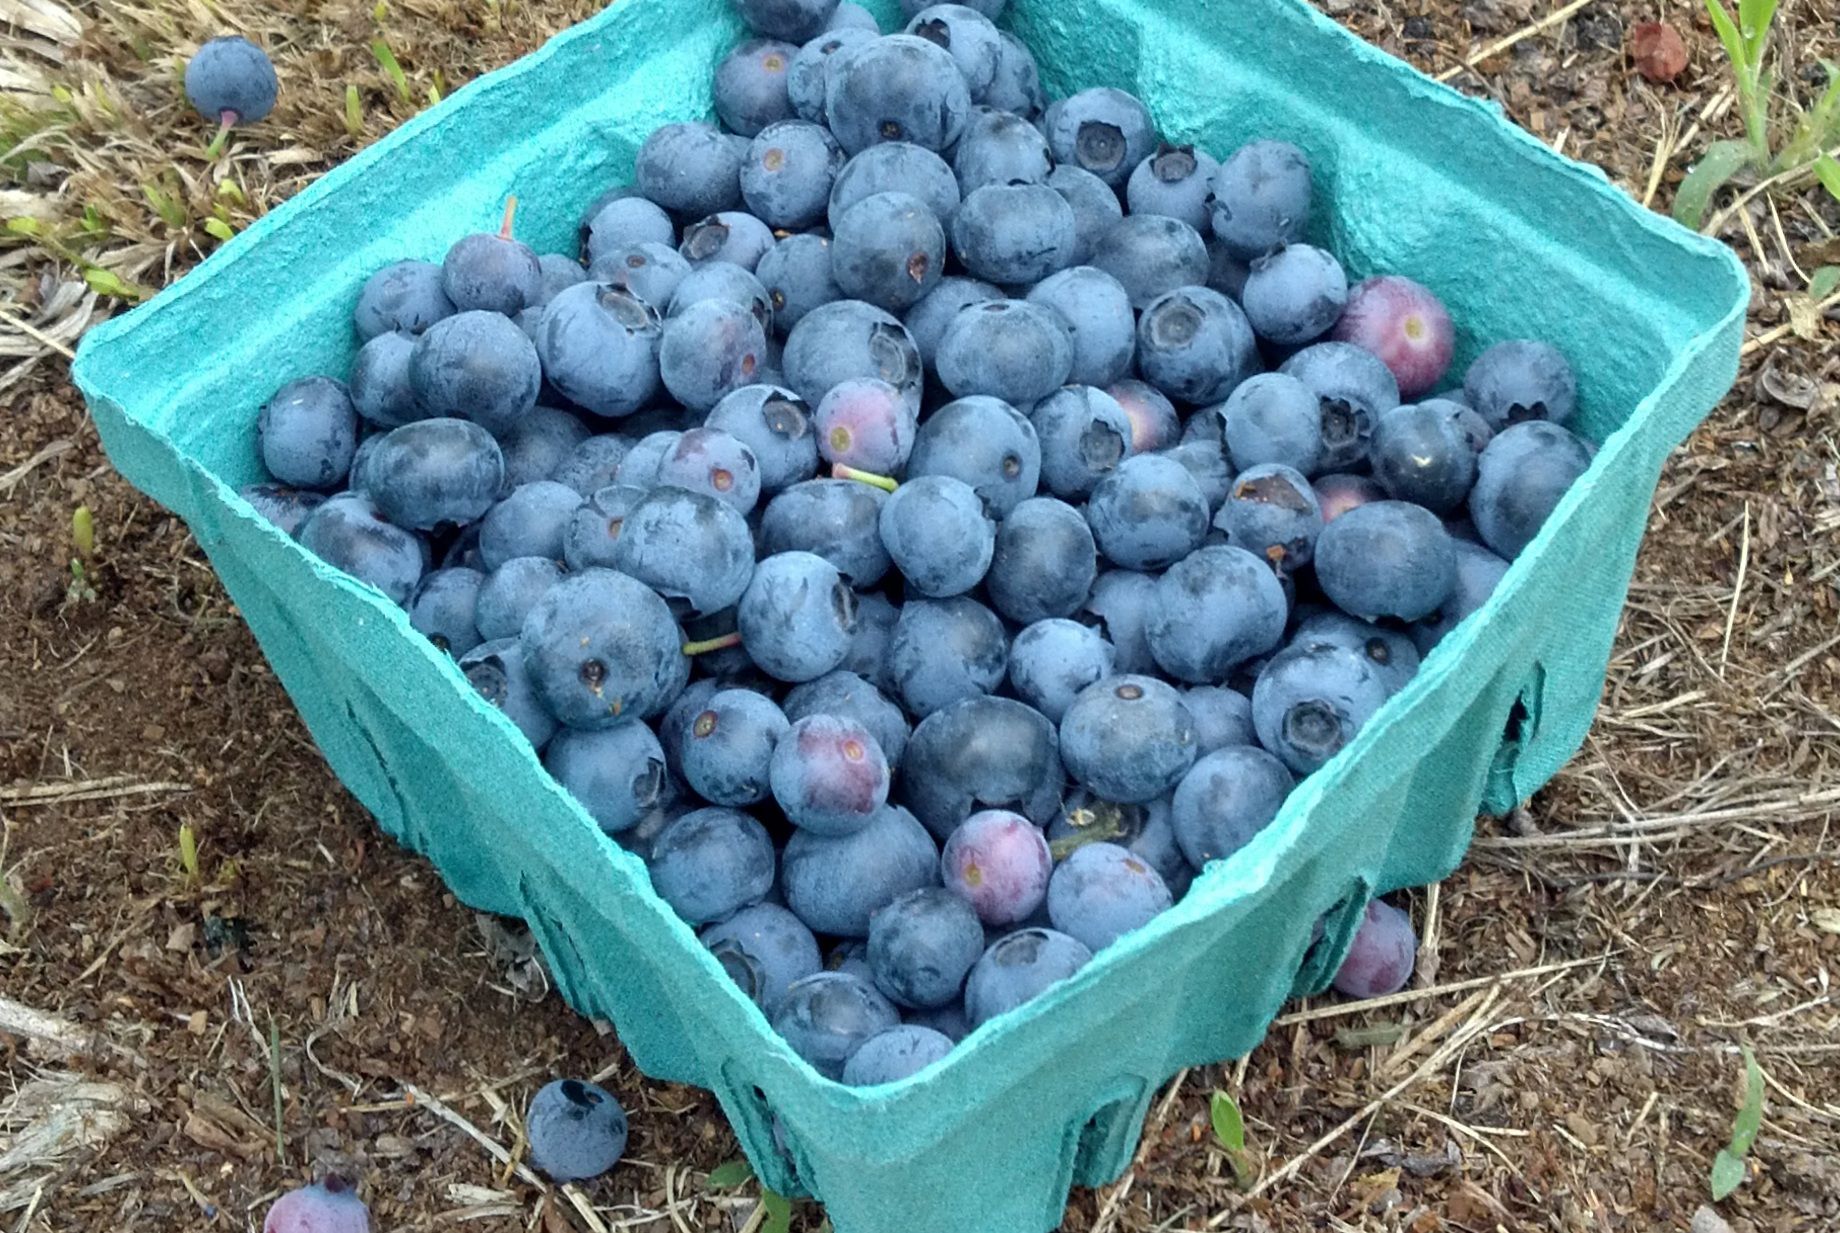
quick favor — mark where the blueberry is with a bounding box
[1463,339,1577,429]
[612,485,756,617]
[707,385,819,492]
[951,183,1077,286]
[772,971,901,1077]
[1027,267,1136,388]
[906,395,1041,517]
[1182,685,1255,753]
[827,1,882,30]
[679,689,788,806]
[616,430,684,490]
[443,222,543,318]
[1293,610,1420,696]
[952,106,1053,192]
[1045,86,1156,186]
[1251,641,1389,774]
[984,30,1044,117]
[1278,341,1402,472]
[409,310,542,435]
[1241,244,1348,345]
[1312,471,1386,523]
[1467,420,1593,558]
[880,475,995,597]
[586,242,692,314]
[987,498,1098,625]
[702,902,823,1010]
[241,483,325,537]
[817,378,918,474]
[841,1024,953,1084]
[355,260,454,340]
[902,1000,971,1041]
[533,255,588,309]
[1205,235,1252,299]
[738,551,857,682]
[964,928,1091,1027]
[405,566,483,656]
[185,36,276,127]
[1208,139,1312,259]
[635,122,745,218]
[350,331,422,429]
[1330,275,1454,399]
[829,142,962,230]
[1047,842,1172,952]
[1125,143,1219,235]
[648,807,776,924]
[460,637,558,747]
[782,299,922,409]
[1080,569,1159,674]
[742,122,844,231]
[1046,165,1125,267]
[583,196,677,266]
[904,4,1003,99]
[1092,215,1210,311]
[478,481,577,570]
[842,591,901,690]
[1215,462,1322,572]
[715,38,798,136]
[1008,619,1115,724]
[260,1176,369,1233]
[1168,745,1295,867]
[1164,441,1234,513]
[1369,401,1478,514]
[1144,545,1288,683]
[1108,379,1181,453]
[824,35,971,154]
[934,299,1074,406]
[258,377,357,491]
[657,427,763,516]
[832,192,945,313]
[772,713,891,834]
[1029,385,1132,501]
[1219,372,1323,475]
[544,721,668,835]
[782,804,939,937]
[788,29,878,123]
[680,211,777,272]
[521,568,687,727]
[1333,899,1417,997]
[755,234,843,332]
[886,596,1007,717]
[1314,499,1455,621]
[1085,453,1210,570]
[1059,675,1197,803]
[658,299,768,413]
[297,493,426,606]
[1410,539,1510,653]
[475,557,565,641]
[940,809,1052,926]
[358,417,504,530]
[783,670,910,768]
[1136,286,1258,405]
[561,482,645,571]
[898,695,1062,838]
[866,887,983,1008]
[759,479,890,587]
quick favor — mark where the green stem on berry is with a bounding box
[831,463,897,493]
[205,110,237,160]
[682,631,743,656]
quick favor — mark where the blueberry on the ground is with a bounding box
[738,551,857,682]
[1169,744,1295,867]
[702,902,822,1011]
[408,310,542,436]
[358,417,503,530]
[941,809,1052,926]
[937,299,1073,406]
[1086,453,1210,571]
[443,210,544,317]
[1045,86,1156,186]
[656,427,763,516]
[781,299,922,409]
[772,713,890,834]
[1410,539,1511,653]
[520,568,687,727]
[759,478,890,587]
[1108,379,1181,453]
[829,142,962,230]
[964,928,1092,1027]
[680,211,777,272]
[707,384,818,492]
[1220,372,1324,475]
[984,29,1044,117]
[680,688,787,806]
[1008,619,1115,724]
[904,4,1003,99]
[1278,341,1402,472]
[587,242,691,315]
[842,1024,953,1084]
[1125,143,1220,235]
[561,482,644,572]
[1314,499,1455,621]
[951,183,1077,286]
[355,260,454,340]
[460,637,557,748]
[478,481,578,569]
[743,121,844,230]
[886,596,1008,717]
[1029,385,1132,501]
[772,971,900,1077]
[1294,610,1421,695]
[296,492,426,606]
[1144,544,1289,683]
[659,298,767,413]
[898,695,1062,838]
[783,670,910,768]
[545,721,668,834]
[1251,640,1389,774]
[1183,685,1255,752]
[261,1175,368,1233]
[987,498,1098,625]
[867,886,984,1008]
[1136,286,1258,405]
[1027,266,1136,389]
[736,0,842,41]
[1208,139,1312,259]
[952,105,1053,192]
[1215,462,1323,572]
[1091,215,1210,310]
[350,330,421,429]
[788,29,877,123]
[906,395,1040,518]
[1081,569,1159,674]
[781,804,939,937]
[186,36,277,130]
[635,122,745,218]
[1047,164,1125,267]
[1369,401,1478,514]
[649,807,776,924]
[1060,675,1198,802]
[1331,275,1454,399]
[1047,842,1172,952]
[832,191,945,312]
[1312,471,1386,523]
[241,483,325,537]
[1333,899,1417,997]
[583,196,676,267]
[1467,420,1593,558]
[880,475,995,597]
[1241,243,1347,345]
[258,377,357,490]
[825,35,971,154]
[1463,339,1577,429]
[715,38,798,136]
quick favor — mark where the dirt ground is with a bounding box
[2,1,1837,1230]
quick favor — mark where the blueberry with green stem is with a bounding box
[443,197,544,317]
[186,36,277,157]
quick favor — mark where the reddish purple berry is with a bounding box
[1330,275,1454,400]
[940,809,1051,926]
[770,713,891,835]
[264,1176,371,1233]
[1106,378,1180,452]
[817,377,917,473]
[1311,472,1385,524]
[1332,899,1417,998]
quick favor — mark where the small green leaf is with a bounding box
[1814,156,1840,205]
[1729,1046,1763,1155]
[1673,139,1755,229]
[6,216,44,237]
[1808,266,1840,301]
[371,39,412,104]
[203,218,235,242]
[706,1160,753,1188]
[141,181,186,229]
[1702,0,1749,72]
[373,0,390,19]
[344,84,365,140]
[1335,1022,1407,1049]
[759,1189,792,1233]
[71,505,94,557]
[1736,0,1778,62]
[178,823,200,883]
[1710,1148,1747,1200]
[216,179,247,205]
[1209,1089,1244,1152]
[83,267,146,301]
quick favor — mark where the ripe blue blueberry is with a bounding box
[1181,685,1255,753]
[648,806,777,924]
[681,689,789,806]
[842,1024,954,1085]
[409,310,542,435]
[743,122,845,230]
[771,971,900,1077]
[525,1079,629,1183]
[905,395,1041,518]
[520,568,688,727]
[1027,266,1136,389]
[886,596,1008,717]
[544,721,668,834]
[985,30,1044,117]
[782,804,939,937]
[879,475,995,598]
[1080,569,1159,674]
[357,417,504,530]
[736,0,843,42]
[964,928,1092,1027]
[1008,619,1115,723]
[659,298,768,413]
[186,36,277,128]
[702,902,823,1010]
[1169,745,1295,867]
[636,122,746,218]
[350,331,420,429]
[781,299,922,410]
[1219,372,1324,475]
[296,492,426,606]
[355,260,454,340]
[1250,641,1390,774]
[738,551,857,682]
[1045,87,1157,187]
[1278,341,1402,472]
[706,384,819,493]
[986,498,1098,625]
[1029,385,1132,502]
[258,377,358,491]
[1214,463,1323,573]
[866,886,984,1008]
[756,235,844,333]
[1208,139,1312,259]
[1059,675,1198,803]
[824,35,971,155]
[715,39,799,136]
[1085,453,1210,571]
[1314,499,1456,621]
[583,196,676,266]
[1293,610,1421,696]
[1467,420,1593,559]
[587,242,691,314]
[241,483,325,537]
[1136,286,1258,405]
[407,566,485,656]
[478,481,578,569]
[898,695,1062,839]
[759,478,890,587]
[832,192,946,312]
[953,106,1053,192]
[950,184,1077,286]
[829,142,962,231]
[1047,164,1125,266]
[788,29,877,123]
[460,637,558,748]
[680,212,777,272]
[904,4,1003,99]
[1046,841,1173,952]
[1125,143,1220,234]
[1410,539,1511,653]
[1463,339,1577,430]
[474,556,564,641]
[1091,215,1210,310]
[1144,545,1288,683]
[1241,243,1348,345]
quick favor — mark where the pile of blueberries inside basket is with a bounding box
[241,0,1594,1086]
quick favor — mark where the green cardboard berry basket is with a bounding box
[71,0,1747,1228]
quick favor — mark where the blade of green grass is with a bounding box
[1673,139,1755,229]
